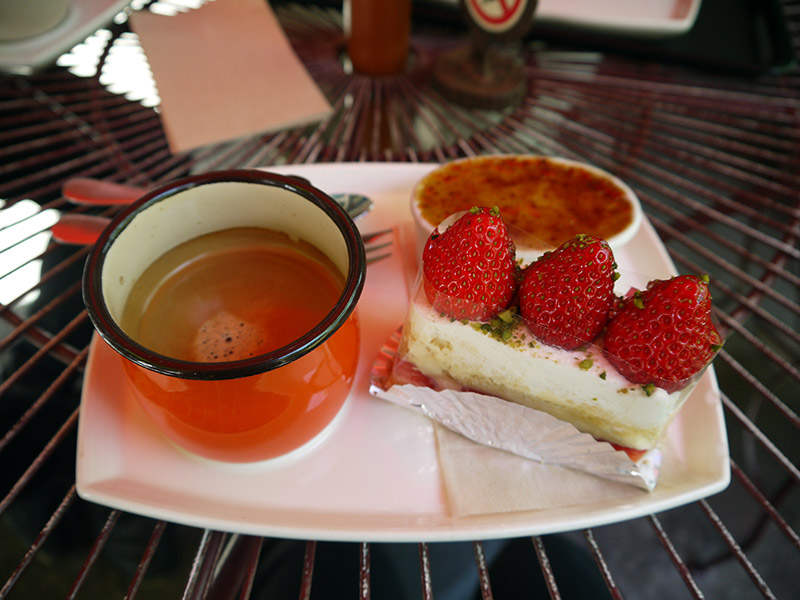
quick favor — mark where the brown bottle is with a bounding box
[345,0,411,76]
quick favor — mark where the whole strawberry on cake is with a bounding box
[397,206,722,455]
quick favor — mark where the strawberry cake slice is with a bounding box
[396,207,722,453]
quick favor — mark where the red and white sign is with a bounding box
[464,0,532,34]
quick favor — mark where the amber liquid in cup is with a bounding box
[117,226,359,462]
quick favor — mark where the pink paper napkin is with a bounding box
[130,0,332,154]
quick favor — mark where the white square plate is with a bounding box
[76,163,729,542]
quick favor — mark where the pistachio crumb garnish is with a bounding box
[497,309,514,324]
[473,308,520,344]
[599,371,607,380]
[578,358,593,370]
[643,383,656,396]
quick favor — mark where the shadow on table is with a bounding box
[250,535,612,599]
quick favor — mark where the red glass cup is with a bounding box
[82,170,366,462]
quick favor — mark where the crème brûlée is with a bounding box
[411,155,643,255]
[397,288,696,453]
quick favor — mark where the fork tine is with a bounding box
[366,251,392,265]
[365,240,392,253]
[362,228,393,265]
[365,241,392,264]
[361,228,392,244]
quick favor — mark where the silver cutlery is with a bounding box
[52,177,391,262]
[61,177,374,220]
[51,214,393,263]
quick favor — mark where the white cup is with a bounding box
[0,0,71,42]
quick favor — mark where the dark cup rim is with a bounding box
[82,169,366,381]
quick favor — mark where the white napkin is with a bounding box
[370,352,665,516]
[434,425,646,516]
[130,0,331,153]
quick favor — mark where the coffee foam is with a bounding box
[192,311,267,362]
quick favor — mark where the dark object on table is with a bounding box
[432,0,537,109]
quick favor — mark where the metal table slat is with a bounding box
[0,1,798,598]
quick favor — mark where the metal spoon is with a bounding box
[61,177,374,219]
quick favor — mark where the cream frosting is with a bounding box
[399,289,695,451]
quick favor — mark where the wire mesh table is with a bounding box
[1,1,798,598]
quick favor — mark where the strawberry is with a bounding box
[604,275,722,393]
[422,206,517,321]
[519,234,617,350]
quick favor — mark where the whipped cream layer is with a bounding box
[400,293,695,451]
